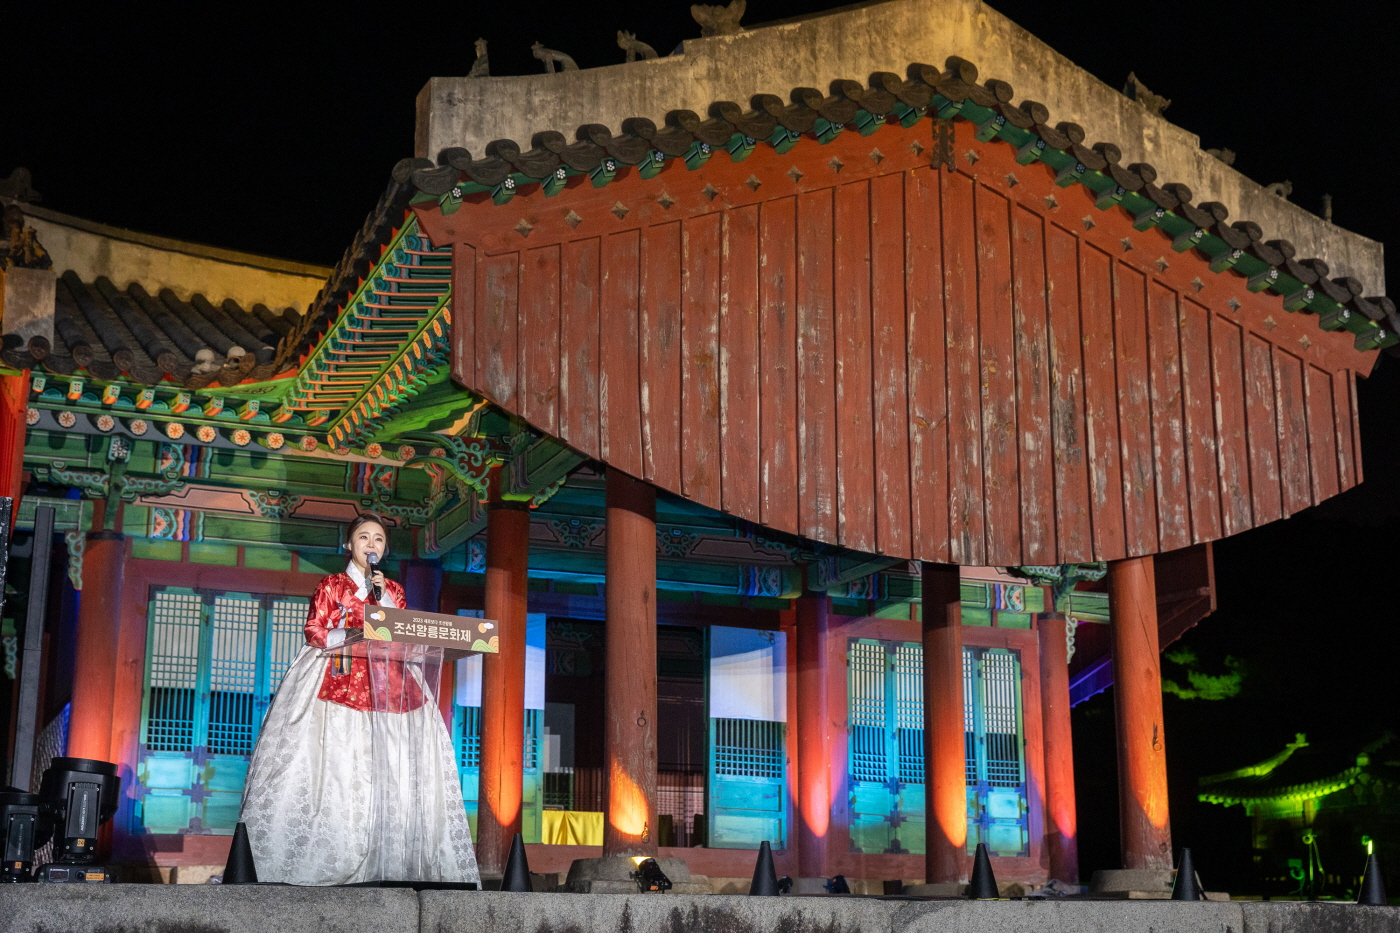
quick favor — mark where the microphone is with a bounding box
[366,554,382,603]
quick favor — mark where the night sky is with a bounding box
[7,0,1398,891]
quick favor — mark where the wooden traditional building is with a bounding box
[2,0,1393,890]
[1199,733,1400,898]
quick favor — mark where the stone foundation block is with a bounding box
[0,884,419,933]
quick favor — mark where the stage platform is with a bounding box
[0,886,1393,933]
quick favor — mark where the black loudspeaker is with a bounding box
[35,758,120,883]
[1,787,47,882]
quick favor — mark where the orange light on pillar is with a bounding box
[922,562,966,884]
[1038,605,1079,883]
[0,373,26,516]
[1108,556,1173,870]
[602,469,658,857]
[795,591,831,877]
[477,476,529,875]
[68,503,124,762]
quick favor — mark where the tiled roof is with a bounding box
[2,181,416,391]
[398,55,1397,352]
[1199,734,1398,807]
[2,270,303,388]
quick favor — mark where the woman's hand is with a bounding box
[370,570,387,593]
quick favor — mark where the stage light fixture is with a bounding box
[825,874,850,894]
[35,758,120,883]
[1,787,46,883]
[631,856,672,892]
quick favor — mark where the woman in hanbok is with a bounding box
[239,512,478,885]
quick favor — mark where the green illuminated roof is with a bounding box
[1199,733,1398,810]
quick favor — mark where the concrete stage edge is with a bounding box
[1,888,1396,933]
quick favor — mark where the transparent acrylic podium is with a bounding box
[362,641,447,882]
[340,606,496,883]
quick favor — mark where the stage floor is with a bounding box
[0,885,1393,933]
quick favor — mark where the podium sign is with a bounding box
[360,605,499,654]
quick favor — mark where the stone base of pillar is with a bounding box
[788,877,835,895]
[1088,869,1231,901]
[1089,868,1175,898]
[902,882,968,897]
[562,857,711,894]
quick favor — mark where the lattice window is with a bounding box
[145,590,202,751]
[543,772,574,809]
[849,640,888,783]
[979,650,1022,787]
[523,709,542,772]
[894,644,924,785]
[143,588,312,756]
[266,598,308,693]
[453,709,541,775]
[207,596,260,755]
[458,705,482,770]
[963,648,977,784]
[713,718,784,779]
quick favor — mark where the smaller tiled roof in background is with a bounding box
[3,270,304,388]
[1199,733,1400,808]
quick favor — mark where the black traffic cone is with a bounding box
[968,842,998,899]
[501,832,532,892]
[223,822,259,884]
[1358,853,1387,906]
[749,840,779,895]
[1171,848,1203,901]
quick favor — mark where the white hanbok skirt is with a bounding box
[239,644,479,885]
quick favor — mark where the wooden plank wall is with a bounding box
[432,119,1369,566]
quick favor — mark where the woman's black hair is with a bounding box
[345,511,390,550]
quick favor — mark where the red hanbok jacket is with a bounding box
[304,572,427,712]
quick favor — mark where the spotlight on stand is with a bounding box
[35,758,120,883]
[630,856,672,893]
[1,787,48,882]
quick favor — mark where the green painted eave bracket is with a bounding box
[809,554,905,592]
[364,370,470,440]
[322,290,451,442]
[503,435,587,504]
[295,214,442,409]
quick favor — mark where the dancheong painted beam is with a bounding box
[412,61,1375,566]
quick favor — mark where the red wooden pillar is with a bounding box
[0,372,26,515]
[922,562,966,884]
[68,502,124,762]
[477,482,529,875]
[780,606,800,863]
[794,591,830,877]
[601,469,658,857]
[1108,556,1172,870]
[1038,607,1079,883]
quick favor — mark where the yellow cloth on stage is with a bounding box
[541,810,604,846]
